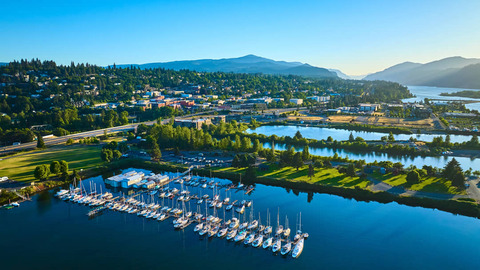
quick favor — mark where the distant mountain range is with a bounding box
[364,56,480,89]
[116,55,338,79]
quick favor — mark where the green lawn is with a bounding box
[0,144,104,183]
[218,164,371,189]
[371,172,465,195]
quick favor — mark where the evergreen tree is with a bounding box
[59,160,69,174]
[37,134,45,149]
[302,145,310,161]
[293,152,303,171]
[349,132,355,142]
[308,163,315,179]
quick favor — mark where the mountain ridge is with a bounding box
[115,55,338,79]
[365,56,480,89]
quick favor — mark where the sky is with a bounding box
[1,0,480,75]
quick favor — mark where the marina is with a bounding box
[55,169,308,258]
[3,169,480,269]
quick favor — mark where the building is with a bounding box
[174,118,212,129]
[105,171,145,188]
[212,115,226,124]
[358,103,380,112]
[307,96,330,103]
[290,99,303,105]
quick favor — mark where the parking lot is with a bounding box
[162,151,232,168]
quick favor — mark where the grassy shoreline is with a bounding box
[2,156,479,219]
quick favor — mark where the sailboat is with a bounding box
[262,236,273,249]
[292,238,304,258]
[283,216,291,238]
[280,241,292,255]
[275,208,283,236]
[272,238,282,253]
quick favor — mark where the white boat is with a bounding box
[247,220,258,230]
[234,230,247,242]
[208,226,219,237]
[264,226,272,235]
[263,237,273,249]
[217,227,228,238]
[216,202,223,208]
[199,225,210,236]
[236,205,245,214]
[194,223,204,232]
[252,235,264,247]
[244,233,255,245]
[292,238,304,258]
[157,213,167,221]
[281,241,292,255]
[229,218,239,229]
[272,239,282,253]
[226,229,237,240]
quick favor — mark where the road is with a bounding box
[466,177,480,202]
[0,111,216,155]
[0,122,153,155]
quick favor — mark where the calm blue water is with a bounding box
[247,125,473,144]
[403,85,480,111]
[267,143,480,171]
[1,171,480,269]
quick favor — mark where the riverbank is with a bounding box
[4,156,480,219]
[84,159,480,219]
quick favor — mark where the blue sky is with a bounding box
[1,0,480,75]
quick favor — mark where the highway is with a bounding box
[0,121,155,155]
[0,108,303,155]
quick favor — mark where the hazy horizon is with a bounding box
[1,0,480,75]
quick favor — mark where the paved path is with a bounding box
[466,178,480,202]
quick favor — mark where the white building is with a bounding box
[105,171,144,188]
[290,98,303,105]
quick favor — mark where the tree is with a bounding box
[101,149,113,162]
[293,152,303,171]
[252,139,262,153]
[349,132,355,142]
[442,158,463,181]
[118,142,129,153]
[34,164,50,181]
[388,132,395,142]
[346,164,356,177]
[406,170,420,184]
[301,146,310,161]
[113,150,122,160]
[151,145,161,160]
[59,160,69,174]
[244,166,257,181]
[308,164,315,179]
[294,130,303,140]
[66,138,74,145]
[50,161,61,175]
[37,134,45,149]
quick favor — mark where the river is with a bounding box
[1,171,480,269]
[403,85,480,111]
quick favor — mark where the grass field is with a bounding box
[372,172,465,195]
[218,164,371,189]
[0,144,103,183]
